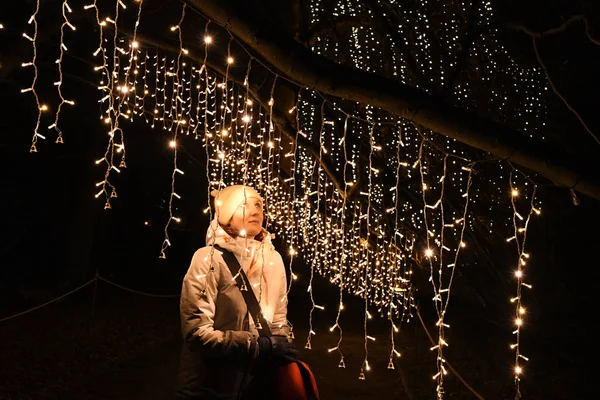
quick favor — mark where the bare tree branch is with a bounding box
[532,37,600,147]
[507,14,600,45]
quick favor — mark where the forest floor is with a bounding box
[0,277,589,400]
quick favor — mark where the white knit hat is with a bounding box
[211,185,263,226]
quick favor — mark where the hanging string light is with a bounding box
[508,168,538,398]
[48,0,77,144]
[160,3,186,259]
[23,0,43,153]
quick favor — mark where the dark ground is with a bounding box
[0,260,594,400]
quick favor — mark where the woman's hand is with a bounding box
[257,335,298,363]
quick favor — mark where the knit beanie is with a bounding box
[211,185,263,226]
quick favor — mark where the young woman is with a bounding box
[176,185,297,399]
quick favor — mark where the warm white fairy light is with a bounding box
[305,100,326,352]
[92,1,129,209]
[23,0,43,153]
[388,123,406,370]
[360,122,376,380]
[508,169,538,397]
[160,3,186,259]
[331,114,351,369]
[48,0,77,145]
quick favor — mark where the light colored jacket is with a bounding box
[176,221,289,399]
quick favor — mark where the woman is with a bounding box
[176,185,297,399]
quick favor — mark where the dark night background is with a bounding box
[1,0,600,399]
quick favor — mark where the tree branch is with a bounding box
[531,37,600,147]
[186,0,600,201]
[507,14,600,44]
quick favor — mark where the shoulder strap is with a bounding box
[213,244,272,337]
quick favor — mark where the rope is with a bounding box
[97,275,180,298]
[0,275,181,324]
[416,307,486,400]
[0,278,96,323]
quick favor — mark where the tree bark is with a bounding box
[186,0,600,201]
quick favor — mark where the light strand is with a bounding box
[160,3,186,259]
[24,0,43,153]
[49,0,76,144]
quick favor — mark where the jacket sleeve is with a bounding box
[270,252,291,337]
[180,248,258,358]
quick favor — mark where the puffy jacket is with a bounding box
[176,220,290,399]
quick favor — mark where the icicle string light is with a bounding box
[49,0,76,144]
[160,3,186,259]
[24,0,43,153]
[201,20,214,225]
[361,121,376,380]
[305,99,327,352]
[508,168,538,397]
[332,114,350,368]
[91,0,125,209]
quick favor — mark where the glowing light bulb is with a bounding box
[131,41,139,48]
[511,189,519,197]
[515,270,523,278]
[169,140,176,148]
[227,57,234,64]
[425,248,433,258]
[515,318,523,326]
[204,36,212,44]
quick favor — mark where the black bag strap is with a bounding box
[213,244,272,337]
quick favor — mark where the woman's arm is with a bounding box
[180,248,258,357]
[270,252,291,337]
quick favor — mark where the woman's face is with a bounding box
[229,196,264,237]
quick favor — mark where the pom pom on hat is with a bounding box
[211,185,262,225]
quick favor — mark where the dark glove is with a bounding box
[257,335,298,363]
